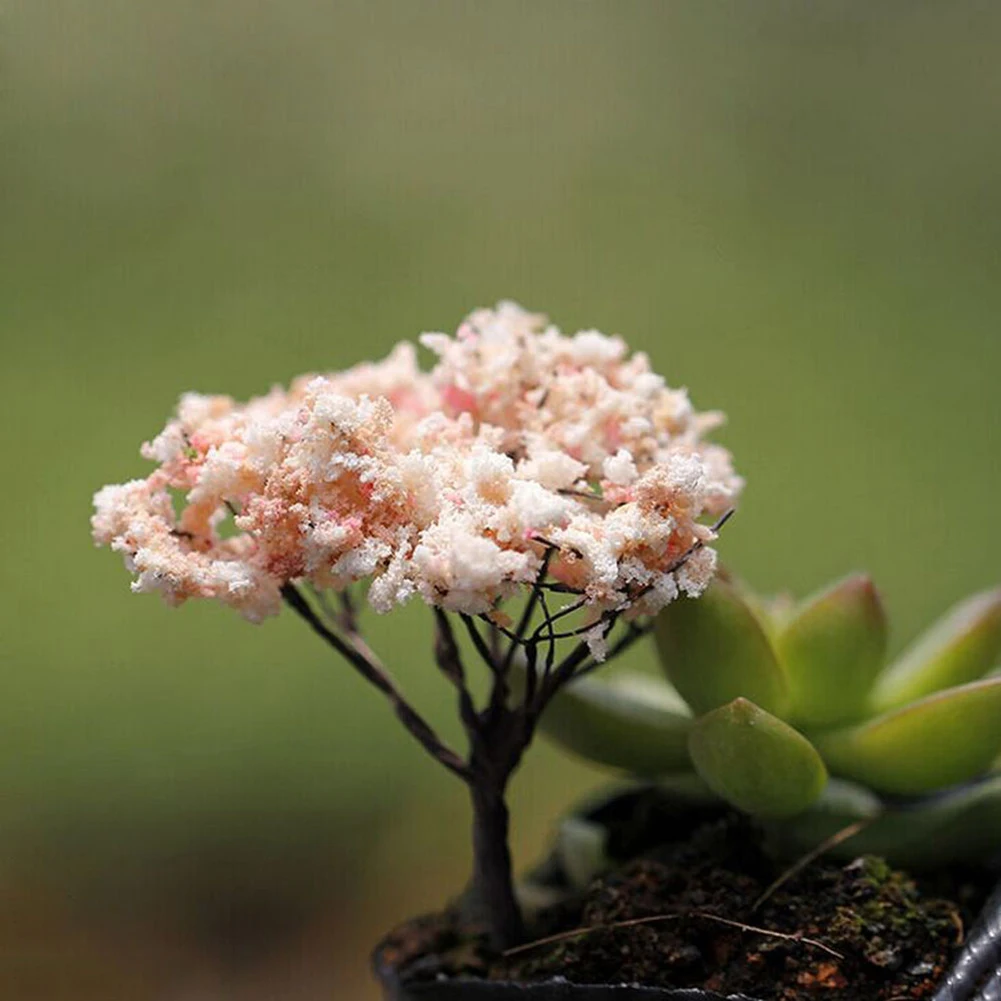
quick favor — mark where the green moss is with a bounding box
[827,856,958,970]
[858,856,892,886]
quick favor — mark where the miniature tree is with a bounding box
[91,302,741,949]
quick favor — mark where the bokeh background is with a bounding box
[4,3,1001,998]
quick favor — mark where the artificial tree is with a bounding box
[91,301,741,950]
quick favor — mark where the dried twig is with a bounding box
[752,819,872,911]
[502,909,844,960]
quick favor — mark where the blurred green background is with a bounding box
[3,2,1001,998]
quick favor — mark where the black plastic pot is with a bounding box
[374,785,1001,1001]
[373,947,756,1000]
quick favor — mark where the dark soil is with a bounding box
[379,802,991,1000]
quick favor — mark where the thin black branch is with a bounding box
[433,609,481,734]
[523,508,737,720]
[282,584,470,781]
[339,587,359,633]
[573,620,652,680]
[488,615,502,663]
[503,546,555,671]
[712,506,736,534]
[306,584,386,672]
[664,508,736,575]
[477,613,521,645]
[459,613,512,723]
[532,612,619,720]
[524,640,542,716]
[533,616,610,643]
[525,510,736,718]
[536,509,735,662]
[461,613,498,674]
[538,589,558,682]
[528,597,587,644]
[307,583,347,633]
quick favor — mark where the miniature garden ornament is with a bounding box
[92,302,742,952]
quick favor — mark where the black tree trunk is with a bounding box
[469,782,525,951]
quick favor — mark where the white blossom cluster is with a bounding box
[93,302,742,653]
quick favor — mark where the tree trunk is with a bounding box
[468,782,525,951]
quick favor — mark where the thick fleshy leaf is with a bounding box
[775,574,887,727]
[760,777,882,859]
[744,591,797,641]
[766,775,1001,870]
[871,588,1001,712]
[536,672,693,775]
[816,676,1001,796]
[654,578,788,716]
[688,698,827,819]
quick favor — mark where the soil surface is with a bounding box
[379,797,991,1000]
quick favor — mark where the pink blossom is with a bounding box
[93,302,742,648]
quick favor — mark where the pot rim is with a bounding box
[373,945,760,1000]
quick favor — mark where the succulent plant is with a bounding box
[535,574,1001,867]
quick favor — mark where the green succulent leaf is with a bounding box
[816,676,1001,796]
[536,672,692,775]
[688,697,828,819]
[774,574,888,728]
[765,775,1001,870]
[760,777,882,857]
[654,578,788,716]
[871,587,1001,712]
